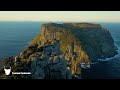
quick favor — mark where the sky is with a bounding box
[0,11,120,22]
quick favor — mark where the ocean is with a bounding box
[0,22,43,60]
[0,22,120,79]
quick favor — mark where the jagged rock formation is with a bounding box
[0,23,117,79]
[20,40,72,79]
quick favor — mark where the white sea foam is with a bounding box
[97,45,120,62]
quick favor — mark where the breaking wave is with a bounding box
[97,43,120,62]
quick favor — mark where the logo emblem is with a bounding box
[4,66,11,75]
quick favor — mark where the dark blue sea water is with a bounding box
[0,22,43,60]
[0,22,120,79]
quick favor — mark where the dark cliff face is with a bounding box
[31,23,117,62]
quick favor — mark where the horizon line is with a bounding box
[0,21,120,23]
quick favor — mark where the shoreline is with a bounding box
[97,49,119,62]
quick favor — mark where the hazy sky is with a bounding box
[0,11,120,22]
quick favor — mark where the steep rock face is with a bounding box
[31,23,117,61]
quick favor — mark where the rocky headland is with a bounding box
[0,23,117,79]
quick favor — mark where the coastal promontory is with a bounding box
[0,23,117,79]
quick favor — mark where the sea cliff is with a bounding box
[0,23,117,79]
